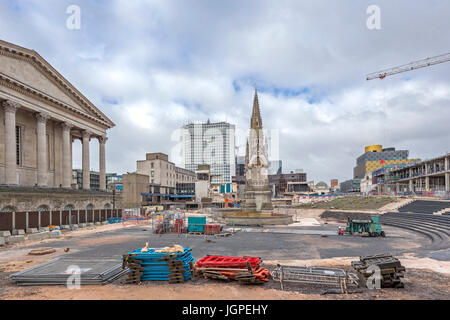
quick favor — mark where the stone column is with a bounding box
[82,130,91,190]
[409,179,414,192]
[36,113,50,186]
[98,136,107,190]
[61,122,73,188]
[2,100,20,185]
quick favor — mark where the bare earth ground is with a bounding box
[1,263,449,300]
[1,217,449,300]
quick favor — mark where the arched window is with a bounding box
[1,206,15,213]
[86,204,94,210]
[37,205,49,212]
[64,204,74,211]
[104,203,111,210]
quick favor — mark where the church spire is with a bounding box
[251,87,263,129]
[245,140,249,168]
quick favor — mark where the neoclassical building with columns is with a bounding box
[0,39,116,212]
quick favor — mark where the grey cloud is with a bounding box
[0,0,449,182]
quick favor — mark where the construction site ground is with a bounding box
[1,211,449,300]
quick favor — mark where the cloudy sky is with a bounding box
[1,0,449,184]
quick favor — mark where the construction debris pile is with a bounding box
[122,244,194,284]
[194,255,269,284]
[352,254,405,289]
[9,258,127,286]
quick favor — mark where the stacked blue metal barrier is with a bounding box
[107,217,122,224]
[123,248,194,282]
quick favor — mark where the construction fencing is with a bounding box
[150,209,222,235]
[373,184,450,199]
[0,209,123,233]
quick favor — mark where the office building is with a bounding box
[181,121,235,184]
[268,160,282,175]
[353,145,419,179]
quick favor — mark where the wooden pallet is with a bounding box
[169,278,185,284]
[123,278,141,285]
[215,232,231,237]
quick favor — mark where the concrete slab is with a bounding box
[71,225,79,231]
[94,222,101,226]
[0,237,5,246]
[242,227,337,236]
[8,235,25,243]
[290,218,321,227]
[41,227,50,232]
[27,232,50,241]
[79,223,87,228]
[101,221,108,225]
[12,229,25,236]
[54,226,61,230]
[50,230,62,238]
[87,223,94,227]
[26,228,38,234]
[0,231,11,237]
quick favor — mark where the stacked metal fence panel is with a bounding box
[196,256,261,268]
[8,258,127,286]
[195,255,269,284]
[123,248,194,281]
[271,265,359,287]
[107,217,123,224]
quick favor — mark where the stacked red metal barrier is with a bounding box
[194,255,269,284]
[204,225,221,235]
[174,219,184,233]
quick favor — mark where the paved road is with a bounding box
[15,224,439,262]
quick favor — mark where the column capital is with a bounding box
[61,122,74,131]
[35,112,51,123]
[98,135,108,144]
[2,100,20,113]
[82,130,92,140]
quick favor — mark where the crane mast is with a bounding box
[366,52,450,80]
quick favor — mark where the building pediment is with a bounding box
[0,40,114,128]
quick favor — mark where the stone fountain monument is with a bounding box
[219,89,292,225]
[243,89,274,212]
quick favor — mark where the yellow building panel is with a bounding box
[364,159,420,174]
[365,145,383,153]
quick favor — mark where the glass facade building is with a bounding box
[353,146,411,179]
[181,121,235,184]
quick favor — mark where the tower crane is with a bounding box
[366,52,450,80]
